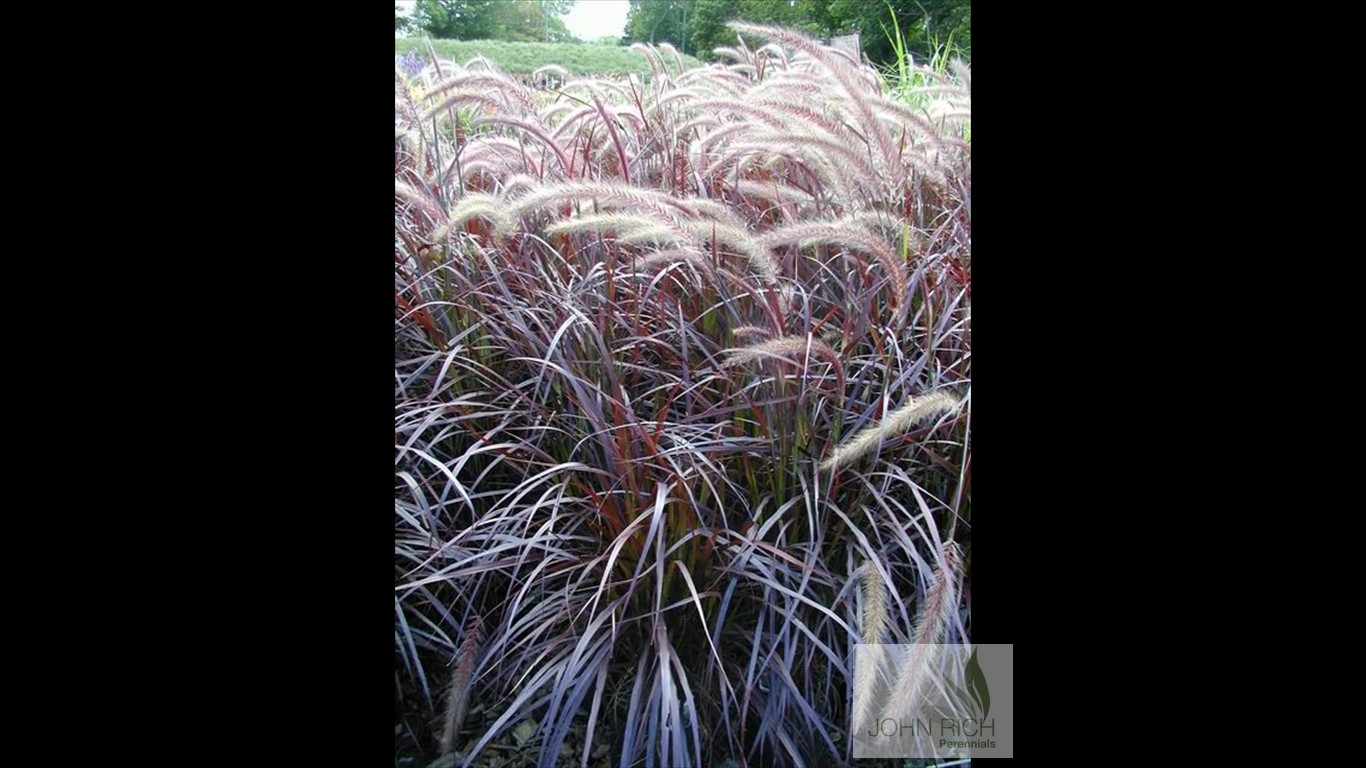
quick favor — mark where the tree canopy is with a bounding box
[414,0,577,43]
[408,1,969,66]
[625,0,969,66]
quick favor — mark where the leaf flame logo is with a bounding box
[964,647,990,721]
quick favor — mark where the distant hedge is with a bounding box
[395,37,704,76]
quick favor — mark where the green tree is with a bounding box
[626,0,697,53]
[690,0,738,56]
[490,0,574,42]
[631,0,969,67]
[826,0,969,65]
[527,0,577,42]
[414,0,498,39]
[414,0,576,42]
[736,0,810,28]
[690,0,840,61]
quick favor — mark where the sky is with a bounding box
[562,0,630,41]
[396,1,631,43]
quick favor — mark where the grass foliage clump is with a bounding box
[395,37,705,77]
[396,23,971,767]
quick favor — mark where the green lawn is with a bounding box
[395,37,705,76]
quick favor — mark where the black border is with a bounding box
[199,3,1177,762]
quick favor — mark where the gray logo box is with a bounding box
[851,643,1012,759]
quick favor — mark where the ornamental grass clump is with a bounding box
[396,22,970,767]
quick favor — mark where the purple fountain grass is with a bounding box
[396,29,970,767]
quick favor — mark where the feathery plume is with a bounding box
[723,335,840,375]
[430,193,513,242]
[820,390,957,472]
[471,116,571,176]
[729,22,904,190]
[656,42,685,75]
[680,220,781,286]
[505,181,699,223]
[629,42,666,79]
[545,213,683,245]
[438,615,485,757]
[730,325,772,341]
[761,221,909,303]
[395,180,446,226]
[851,559,891,733]
[858,560,889,645]
[887,543,963,722]
[419,89,501,125]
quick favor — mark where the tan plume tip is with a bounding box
[681,220,780,285]
[545,213,682,245]
[730,326,773,341]
[819,390,958,472]
[395,181,446,225]
[722,335,840,378]
[852,559,890,733]
[505,181,699,222]
[858,560,889,645]
[447,194,513,238]
[759,221,907,301]
[887,542,964,723]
